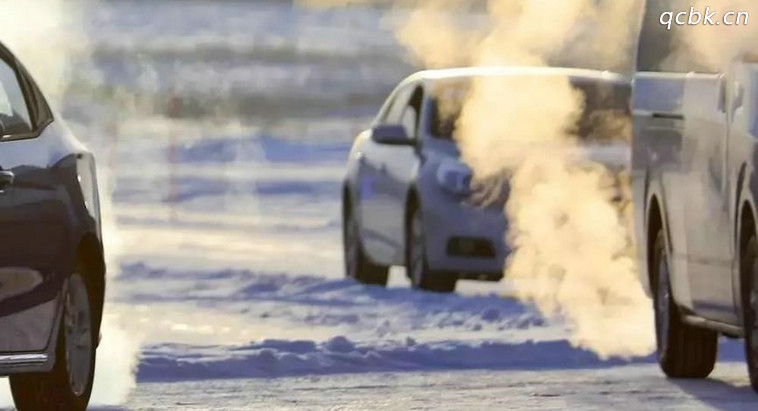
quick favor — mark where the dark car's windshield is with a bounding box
[429,78,631,142]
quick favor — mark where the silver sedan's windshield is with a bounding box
[429,79,631,142]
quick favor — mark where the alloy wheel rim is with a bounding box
[655,254,671,356]
[64,276,93,397]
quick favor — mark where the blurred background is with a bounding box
[72,0,410,277]
[38,0,568,401]
[4,0,756,409]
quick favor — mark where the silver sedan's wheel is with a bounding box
[410,210,426,288]
[344,213,359,279]
[342,197,389,286]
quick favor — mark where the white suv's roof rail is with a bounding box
[405,66,629,84]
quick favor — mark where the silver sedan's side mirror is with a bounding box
[370,124,415,146]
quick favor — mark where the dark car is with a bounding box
[632,1,758,392]
[0,42,105,410]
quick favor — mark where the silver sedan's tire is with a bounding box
[343,198,389,286]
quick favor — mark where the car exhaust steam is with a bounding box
[658,0,758,71]
[303,0,656,359]
[0,0,139,406]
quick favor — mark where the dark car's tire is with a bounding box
[652,229,717,379]
[10,273,96,411]
[740,234,758,391]
[343,199,389,286]
[407,206,456,293]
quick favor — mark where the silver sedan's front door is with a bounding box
[379,85,424,264]
[358,85,415,264]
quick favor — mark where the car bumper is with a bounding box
[421,192,508,279]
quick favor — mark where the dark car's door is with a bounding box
[0,54,68,353]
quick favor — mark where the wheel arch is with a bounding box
[646,184,676,298]
[342,182,351,221]
[739,199,756,262]
[737,173,758,319]
[647,194,664,289]
[76,232,106,344]
[735,163,752,247]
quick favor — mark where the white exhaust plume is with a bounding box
[0,0,139,406]
[0,0,84,100]
[303,0,654,358]
[456,72,652,359]
[662,0,758,71]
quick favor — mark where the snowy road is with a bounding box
[88,124,758,409]
[118,365,758,410]
[51,99,758,409]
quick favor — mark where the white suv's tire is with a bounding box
[652,229,717,379]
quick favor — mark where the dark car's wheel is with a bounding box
[343,199,389,286]
[652,228,717,379]
[407,206,456,293]
[740,233,758,391]
[10,273,96,411]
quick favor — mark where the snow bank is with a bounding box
[138,337,654,382]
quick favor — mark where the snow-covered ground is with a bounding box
[1,0,758,409]
[97,123,756,408]
[121,364,758,410]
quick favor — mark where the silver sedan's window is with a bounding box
[399,86,424,138]
[429,81,467,140]
[384,85,413,124]
[0,60,31,136]
[400,105,418,137]
[429,78,629,141]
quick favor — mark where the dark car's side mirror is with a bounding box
[370,124,415,146]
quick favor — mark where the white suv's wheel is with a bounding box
[10,273,96,411]
[652,228,716,379]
